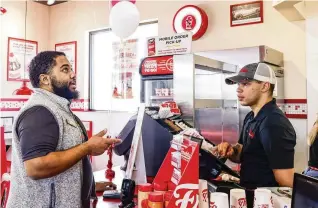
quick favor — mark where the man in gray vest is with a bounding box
[7,51,121,208]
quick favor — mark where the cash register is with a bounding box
[114,109,242,194]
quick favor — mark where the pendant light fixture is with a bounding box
[13,0,33,96]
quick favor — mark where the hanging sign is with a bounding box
[173,5,208,41]
[140,56,173,76]
[147,32,192,57]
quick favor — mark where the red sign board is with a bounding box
[152,136,200,208]
[140,56,173,76]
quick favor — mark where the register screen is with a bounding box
[292,175,318,208]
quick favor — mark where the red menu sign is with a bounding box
[140,56,173,76]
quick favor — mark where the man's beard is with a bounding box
[51,77,79,100]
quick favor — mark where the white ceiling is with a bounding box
[196,46,261,68]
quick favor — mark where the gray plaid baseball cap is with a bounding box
[225,62,277,85]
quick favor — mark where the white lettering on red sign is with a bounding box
[174,183,199,208]
[144,60,158,72]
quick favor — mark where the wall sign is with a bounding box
[173,5,208,41]
[230,1,263,27]
[140,56,173,76]
[55,41,77,74]
[7,37,38,81]
[147,32,192,57]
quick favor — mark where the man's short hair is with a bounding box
[269,84,275,96]
[29,51,65,88]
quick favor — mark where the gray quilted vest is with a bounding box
[7,88,93,208]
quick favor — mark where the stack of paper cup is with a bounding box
[254,188,272,208]
[230,189,247,208]
[210,192,229,208]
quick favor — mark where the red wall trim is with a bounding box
[280,99,307,119]
[0,98,90,112]
[0,98,308,119]
[284,99,307,104]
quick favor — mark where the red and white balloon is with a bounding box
[173,5,208,41]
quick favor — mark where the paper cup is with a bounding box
[210,192,229,208]
[254,188,271,208]
[199,179,209,208]
[230,189,247,208]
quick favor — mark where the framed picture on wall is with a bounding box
[7,37,38,81]
[230,1,263,27]
[55,41,77,74]
[0,116,14,133]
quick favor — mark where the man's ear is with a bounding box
[39,74,50,86]
[261,82,271,93]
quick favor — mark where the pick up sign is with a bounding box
[147,32,192,57]
[140,56,173,76]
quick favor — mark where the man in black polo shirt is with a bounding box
[217,62,296,190]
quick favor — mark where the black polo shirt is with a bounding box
[238,99,296,189]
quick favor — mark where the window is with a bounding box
[89,20,158,111]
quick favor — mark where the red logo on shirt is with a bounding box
[248,130,255,139]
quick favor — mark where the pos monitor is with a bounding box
[113,113,173,177]
[291,173,318,208]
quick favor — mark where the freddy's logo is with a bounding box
[210,202,217,208]
[174,183,199,208]
[238,198,247,208]
[202,189,208,202]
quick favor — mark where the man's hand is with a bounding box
[85,129,121,156]
[95,181,117,192]
[25,129,121,180]
[217,142,234,158]
[217,142,242,163]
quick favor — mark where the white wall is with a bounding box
[306,16,318,132]
[75,111,134,171]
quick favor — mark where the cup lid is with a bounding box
[138,183,153,192]
[148,192,164,202]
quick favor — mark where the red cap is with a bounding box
[168,181,176,191]
[138,183,153,192]
[148,192,164,202]
[153,182,168,191]
[164,191,173,201]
